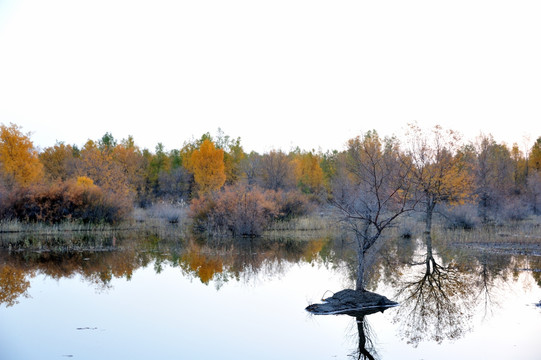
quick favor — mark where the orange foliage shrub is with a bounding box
[189,184,310,236]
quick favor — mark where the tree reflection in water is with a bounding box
[0,264,32,307]
[348,308,387,360]
[2,229,540,355]
[393,233,475,346]
[0,233,343,306]
[335,307,392,360]
[354,315,377,360]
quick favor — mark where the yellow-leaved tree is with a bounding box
[405,123,473,234]
[292,151,324,194]
[0,123,43,188]
[187,139,226,194]
[530,137,541,172]
[39,142,76,181]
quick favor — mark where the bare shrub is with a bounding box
[190,184,277,236]
[0,180,130,224]
[396,216,419,238]
[526,172,541,215]
[0,179,8,217]
[270,189,312,220]
[500,197,531,222]
[157,168,192,202]
[439,203,479,230]
[150,202,187,224]
[189,184,311,237]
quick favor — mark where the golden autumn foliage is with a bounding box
[406,124,473,232]
[223,140,245,184]
[76,176,95,189]
[0,121,538,226]
[0,123,43,187]
[39,142,76,181]
[415,148,473,208]
[112,140,146,194]
[187,139,226,194]
[511,143,528,189]
[292,152,324,194]
[77,140,133,201]
[530,137,541,172]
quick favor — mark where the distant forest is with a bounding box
[0,122,540,234]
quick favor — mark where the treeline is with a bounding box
[0,122,540,232]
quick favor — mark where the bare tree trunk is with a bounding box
[425,199,435,234]
[355,231,366,291]
[425,232,433,274]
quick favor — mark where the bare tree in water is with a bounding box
[331,131,415,291]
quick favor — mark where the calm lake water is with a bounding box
[1,232,540,359]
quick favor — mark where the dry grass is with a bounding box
[430,216,541,256]
[263,214,340,239]
[0,219,116,234]
[0,203,190,251]
[435,217,541,244]
[132,203,189,225]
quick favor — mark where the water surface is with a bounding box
[1,233,540,359]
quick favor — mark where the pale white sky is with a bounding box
[0,0,539,154]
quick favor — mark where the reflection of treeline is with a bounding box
[0,123,540,231]
[0,235,347,307]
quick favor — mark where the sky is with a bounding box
[0,0,539,154]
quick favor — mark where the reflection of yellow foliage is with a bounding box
[302,238,326,262]
[180,244,223,284]
[0,265,31,307]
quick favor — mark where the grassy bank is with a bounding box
[427,216,541,256]
[0,203,190,251]
[263,214,340,239]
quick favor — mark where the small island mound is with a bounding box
[305,289,398,316]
